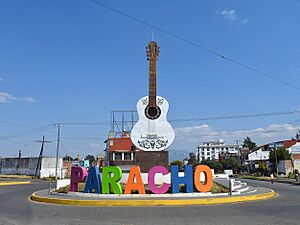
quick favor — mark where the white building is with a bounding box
[196,139,239,161]
[248,148,270,161]
[288,142,300,171]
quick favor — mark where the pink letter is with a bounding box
[148,166,170,194]
[70,167,88,192]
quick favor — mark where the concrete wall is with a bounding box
[0,157,38,175]
[0,157,64,178]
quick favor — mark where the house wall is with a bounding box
[292,154,300,171]
[40,157,64,178]
[278,160,293,175]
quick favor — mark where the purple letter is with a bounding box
[70,167,88,192]
[148,166,170,194]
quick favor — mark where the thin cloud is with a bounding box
[0,91,35,103]
[172,123,300,156]
[89,143,101,149]
[239,18,249,25]
[218,8,237,21]
[217,9,249,25]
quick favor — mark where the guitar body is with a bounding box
[131,96,175,151]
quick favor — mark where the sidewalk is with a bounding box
[233,175,300,185]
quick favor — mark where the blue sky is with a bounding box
[1,0,300,159]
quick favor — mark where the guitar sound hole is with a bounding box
[145,106,161,120]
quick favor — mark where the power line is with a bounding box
[0,109,299,141]
[170,110,300,123]
[88,0,300,91]
[0,124,55,140]
[59,122,108,125]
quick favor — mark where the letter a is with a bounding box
[124,166,145,194]
[84,166,102,194]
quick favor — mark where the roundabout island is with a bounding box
[30,186,276,207]
[29,164,276,207]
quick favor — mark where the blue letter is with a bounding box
[84,166,102,194]
[171,165,193,193]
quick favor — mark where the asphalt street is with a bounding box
[0,179,299,225]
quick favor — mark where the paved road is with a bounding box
[0,179,299,225]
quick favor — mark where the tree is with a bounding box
[63,155,73,162]
[200,159,223,172]
[170,160,183,171]
[269,147,291,165]
[188,152,197,165]
[84,155,95,165]
[222,157,240,173]
[242,136,257,150]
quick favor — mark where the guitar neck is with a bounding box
[149,58,157,107]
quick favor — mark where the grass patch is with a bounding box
[0,175,34,179]
[40,176,57,181]
[210,182,228,193]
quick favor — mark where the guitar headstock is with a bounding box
[146,41,160,61]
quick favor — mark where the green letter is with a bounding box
[102,166,123,194]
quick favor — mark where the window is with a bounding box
[124,153,131,160]
[115,153,122,161]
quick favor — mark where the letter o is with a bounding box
[194,165,213,192]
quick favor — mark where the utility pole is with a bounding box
[235,140,242,163]
[274,147,278,175]
[17,150,21,175]
[35,136,52,178]
[55,123,61,179]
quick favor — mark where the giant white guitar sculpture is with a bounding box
[131,41,175,151]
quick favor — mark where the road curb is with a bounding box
[238,176,300,185]
[0,181,32,186]
[30,189,276,207]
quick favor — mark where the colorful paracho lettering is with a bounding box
[70,164,213,194]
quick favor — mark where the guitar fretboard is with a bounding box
[149,57,157,108]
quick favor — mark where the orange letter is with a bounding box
[124,166,145,194]
[194,165,213,192]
